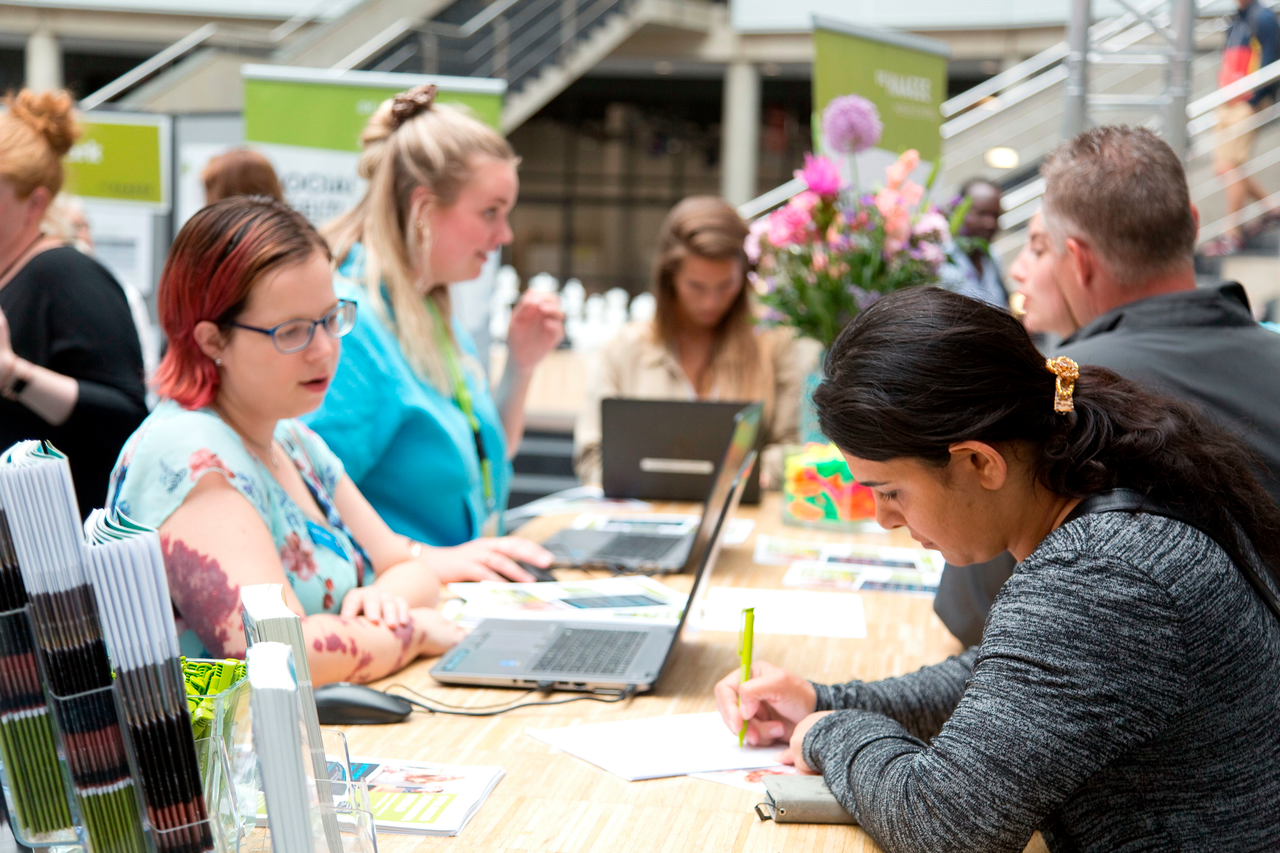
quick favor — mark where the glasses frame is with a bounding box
[231,299,357,354]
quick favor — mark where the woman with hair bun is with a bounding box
[573,196,819,488]
[307,85,563,582]
[109,196,464,684]
[714,287,1280,850]
[0,90,147,517]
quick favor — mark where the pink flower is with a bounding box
[884,208,912,243]
[885,149,921,189]
[812,248,828,271]
[768,203,813,246]
[794,153,842,198]
[280,532,319,581]
[745,218,769,263]
[189,449,232,481]
[875,188,902,218]
[884,237,905,255]
[900,181,924,208]
[916,240,946,267]
[822,95,883,155]
[913,211,951,242]
[789,190,821,212]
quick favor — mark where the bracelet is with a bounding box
[0,358,30,401]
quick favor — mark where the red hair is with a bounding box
[154,196,330,409]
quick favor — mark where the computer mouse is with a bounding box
[313,682,413,725]
[518,561,559,582]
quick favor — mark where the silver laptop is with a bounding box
[429,444,758,694]
[541,402,761,573]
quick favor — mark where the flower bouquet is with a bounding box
[750,96,966,528]
[750,98,964,349]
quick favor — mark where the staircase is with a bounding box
[336,0,715,133]
[936,0,1280,273]
[87,0,715,135]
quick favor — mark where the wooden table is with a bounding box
[342,493,994,852]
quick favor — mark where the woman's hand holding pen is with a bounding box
[714,661,817,748]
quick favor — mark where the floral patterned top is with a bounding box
[107,400,371,658]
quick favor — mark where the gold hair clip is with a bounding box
[1045,356,1079,414]
[390,84,439,131]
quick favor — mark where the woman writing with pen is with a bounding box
[714,288,1280,851]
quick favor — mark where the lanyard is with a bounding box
[426,299,496,519]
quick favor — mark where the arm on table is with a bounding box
[800,555,1185,853]
[161,473,462,685]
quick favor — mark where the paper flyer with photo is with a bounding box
[349,757,504,836]
[782,544,944,595]
[444,576,687,626]
[752,534,827,565]
[688,765,799,794]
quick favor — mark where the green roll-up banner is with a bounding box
[241,65,506,223]
[812,16,948,165]
[64,112,170,209]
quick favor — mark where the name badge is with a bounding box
[306,521,349,561]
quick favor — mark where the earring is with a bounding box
[416,220,424,229]
[215,358,222,367]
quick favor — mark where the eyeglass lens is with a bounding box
[274,302,356,353]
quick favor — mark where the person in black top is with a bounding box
[0,89,146,517]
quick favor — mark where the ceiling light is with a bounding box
[984,147,1020,169]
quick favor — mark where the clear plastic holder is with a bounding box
[43,681,151,853]
[0,605,82,848]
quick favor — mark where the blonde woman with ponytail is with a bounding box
[306,85,564,582]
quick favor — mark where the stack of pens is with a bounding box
[84,509,213,853]
[0,507,74,841]
[0,442,146,853]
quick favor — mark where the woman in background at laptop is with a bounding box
[574,196,819,488]
[305,84,564,582]
[109,196,465,685]
[713,288,1280,850]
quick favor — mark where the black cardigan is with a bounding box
[0,246,147,517]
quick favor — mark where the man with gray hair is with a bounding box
[935,125,1280,647]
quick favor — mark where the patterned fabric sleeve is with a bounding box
[107,401,272,531]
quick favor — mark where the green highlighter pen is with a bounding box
[738,607,755,747]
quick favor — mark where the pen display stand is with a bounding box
[781,444,880,532]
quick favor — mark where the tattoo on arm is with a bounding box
[160,535,243,658]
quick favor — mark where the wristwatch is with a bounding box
[0,359,30,401]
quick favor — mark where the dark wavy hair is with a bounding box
[813,287,1280,585]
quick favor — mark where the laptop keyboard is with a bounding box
[600,534,679,561]
[532,629,647,675]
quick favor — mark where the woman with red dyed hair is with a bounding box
[108,196,463,684]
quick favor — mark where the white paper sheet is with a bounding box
[694,587,867,638]
[722,517,756,546]
[687,765,798,794]
[525,712,783,781]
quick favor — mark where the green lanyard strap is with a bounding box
[426,299,496,513]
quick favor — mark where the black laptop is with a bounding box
[600,399,763,504]
[541,403,761,573]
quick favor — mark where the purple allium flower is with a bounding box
[794,153,842,198]
[822,95,883,155]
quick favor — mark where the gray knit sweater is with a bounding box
[802,512,1280,852]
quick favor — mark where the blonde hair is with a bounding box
[324,95,515,391]
[0,90,79,200]
[652,196,765,403]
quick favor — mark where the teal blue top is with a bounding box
[302,244,512,547]
[107,400,371,658]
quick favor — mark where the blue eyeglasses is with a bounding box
[232,299,357,354]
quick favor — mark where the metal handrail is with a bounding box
[939,0,1169,118]
[78,0,352,109]
[1186,59,1280,116]
[79,23,219,110]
